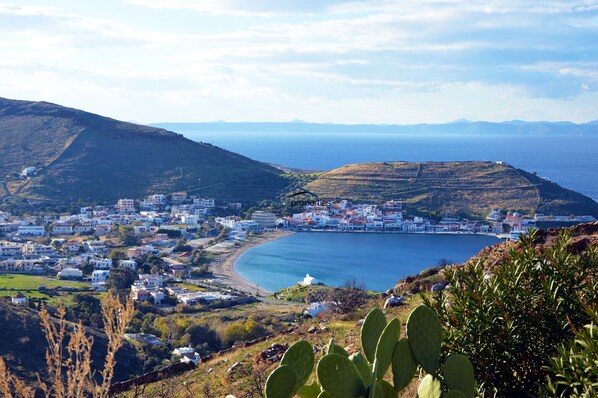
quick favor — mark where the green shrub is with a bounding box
[263,305,476,398]
[426,231,597,396]
[542,307,598,397]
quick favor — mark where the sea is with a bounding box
[172,130,597,291]
[235,232,501,292]
[184,132,598,201]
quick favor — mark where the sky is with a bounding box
[0,0,597,124]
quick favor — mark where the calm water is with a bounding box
[183,132,598,201]
[235,232,501,292]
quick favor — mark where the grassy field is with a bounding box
[0,273,90,303]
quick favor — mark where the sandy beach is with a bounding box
[208,230,295,296]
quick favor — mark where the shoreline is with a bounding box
[208,230,294,296]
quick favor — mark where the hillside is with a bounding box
[0,299,142,385]
[0,97,287,206]
[304,161,598,217]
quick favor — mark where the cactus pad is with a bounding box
[361,308,387,363]
[417,374,442,398]
[265,365,297,398]
[374,318,401,379]
[317,353,366,398]
[349,352,372,385]
[281,340,315,393]
[443,354,475,398]
[391,338,417,390]
[406,304,442,375]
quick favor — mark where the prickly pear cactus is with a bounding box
[265,365,298,398]
[261,305,476,398]
[391,338,417,390]
[417,374,442,398]
[361,307,387,363]
[317,353,366,397]
[374,318,401,378]
[443,354,475,398]
[281,340,315,392]
[406,304,442,375]
[349,352,372,385]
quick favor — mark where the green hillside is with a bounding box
[304,161,598,217]
[0,97,287,205]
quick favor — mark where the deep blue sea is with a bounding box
[235,232,501,292]
[183,132,598,201]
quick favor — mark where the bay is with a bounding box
[234,232,502,292]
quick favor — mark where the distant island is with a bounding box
[151,119,598,136]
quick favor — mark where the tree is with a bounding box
[69,294,103,328]
[118,225,139,246]
[105,266,137,292]
[109,250,126,266]
[326,278,367,314]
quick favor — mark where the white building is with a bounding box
[0,243,23,258]
[298,274,322,286]
[119,259,137,270]
[173,345,200,364]
[18,225,45,236]
[11,292,27,305]
[171,192,187,204]
[193,198,215,208]
[116,199,135,213]
[180,214,199,225]
[251,211,276,228]
[85,240,107,255]
[90,257,112,270]
[91,270,110,291]
[57,268,83,280]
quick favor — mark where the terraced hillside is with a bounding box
[305,161,598,217]
[0,97,287,205]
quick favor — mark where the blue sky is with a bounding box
[0,0,597,123]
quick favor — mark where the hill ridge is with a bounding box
[305,161,598,217]
[0,97,287,206]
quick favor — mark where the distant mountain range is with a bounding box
[151,120,598,135]
[0,97,287,206]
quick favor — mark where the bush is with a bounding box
[543,307,598,397]
[427,231,597,396]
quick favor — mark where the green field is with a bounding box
[0,273,90,303]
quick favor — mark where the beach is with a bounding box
[208,230,294,296]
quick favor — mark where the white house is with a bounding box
[11,292,27,305]
[85,240,107,255]
[18,225,45,236]
[119,259,137,270]
[172,345,200,364]
[91,270,110,291]
[57,268,83,280]
[90,257,112,270]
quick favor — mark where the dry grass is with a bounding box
[0,293,134,398]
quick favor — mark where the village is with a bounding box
[1,191,596,310]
